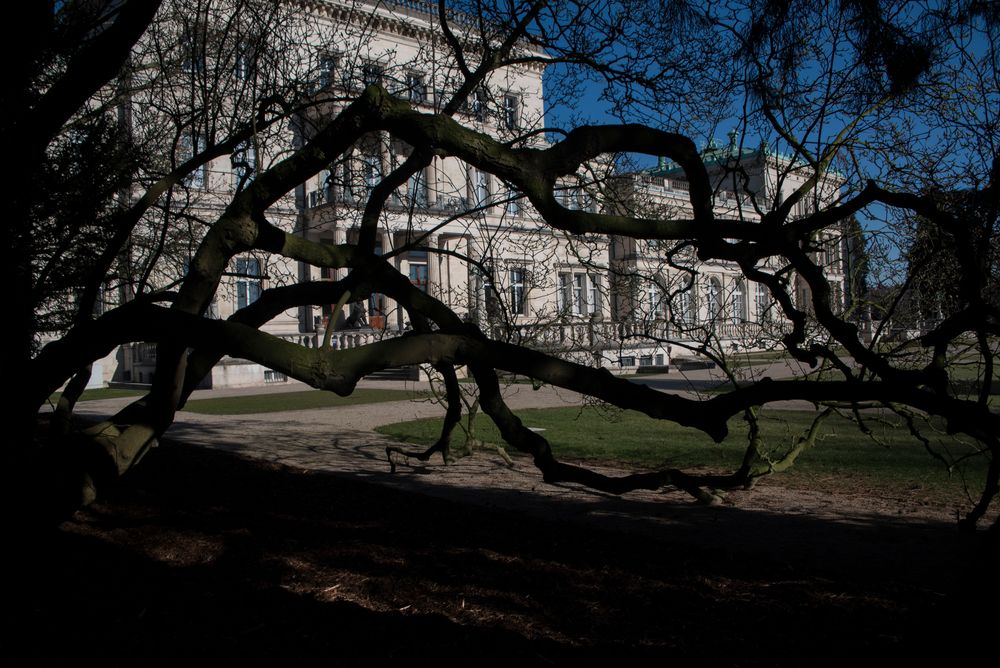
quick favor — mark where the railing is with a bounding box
[388,0,436,17]
[132,342,157,364]
[306,186,469,214]
[277,329,385,351]
[131,318,784,371]
[504,319,671,353]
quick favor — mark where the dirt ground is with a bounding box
[5,440,998,666]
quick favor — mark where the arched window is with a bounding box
[673,286,695,325]
[732,279,746,322]
[647,282,663,319]
[708,277,723,321]
[755,283,771,321]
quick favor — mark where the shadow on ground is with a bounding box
[5,443,997,665]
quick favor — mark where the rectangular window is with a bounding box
[509,267,526,315]
[574,274,586,315]
[560,272,601,316]
[340,159,355,203]
[234,43,255,81]
[180,28,205,74]
[560,186,580,210]
[472,168,490,206]
[317,52,339,89]
[673,285,697,325]
[558,273,572,314]
[179,133,208,189]
[588,274,601,314]
[482,264,500,318]
[469,89,486,121]
[361,62,383,88]
[406,72,427,104]
[232,141,257,187]
[409,263,428,292]
[406,169,428,207]
[503,95,519,130]
[505,187,522,217]
[361,151,381,194]
[647,283,662,319]
[235,257,262,309]
[618,356,636,367]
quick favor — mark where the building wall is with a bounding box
[103,0,846,387]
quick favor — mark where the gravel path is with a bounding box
[63,364,982,569]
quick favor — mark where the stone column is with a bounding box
[333,227,348,281]
[425,234,441,301]
[330,226,350,330]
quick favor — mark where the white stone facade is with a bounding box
[106,0,846,387]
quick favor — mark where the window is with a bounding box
[179,133,207,189]
[235,257,262,309]
[409,263,428,291]
[180,28,205,74]
[406,169,428,207]
[647,283,663,319]
[673,285,697,325]
[732,279,746,322]
[503,94,519,130]
[588,274,601,314]
[231,141,257,187]
[509,267,526,315]
[558,271,601,316]
[755,282,771,321]
[827,235,843,267]
[472,168,490,206]
[406,72,427,104]
[574,274,587,314]
[481,264,500,318]
[505,186,522,217]
[361,61,383,88]
[560,185,580,210]
[310,166,333,207]
[339,159,356,202]
[361,151,381,194]
[469,89,486,121]
[317,52,339,89]
[559,181,595,211]
[707,277,723,321]
[558,273,573,314]
[234,42,255,81]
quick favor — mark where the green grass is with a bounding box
[377,406,990,505]
[181,388,426,415]
[49,388,146,403]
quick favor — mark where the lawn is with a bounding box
[181,388,426,415]
[49,388,146,403]
[377,405,990,505]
